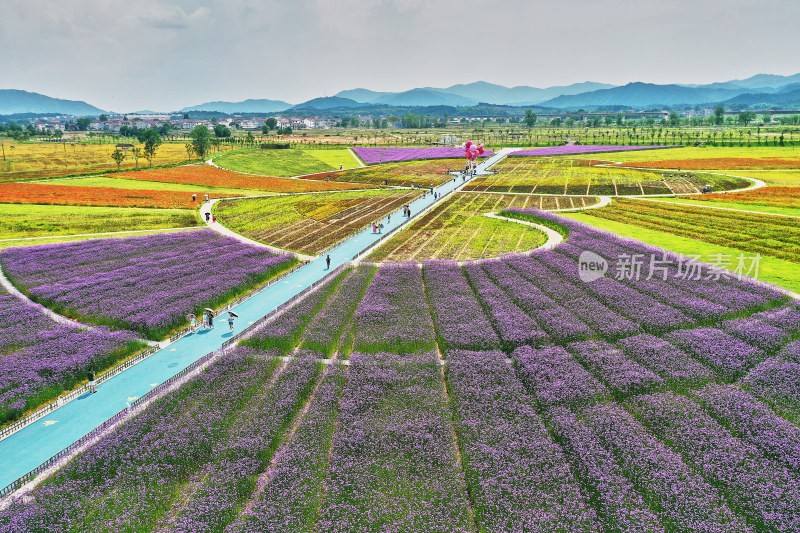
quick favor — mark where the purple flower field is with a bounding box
[0,288,143,425]
[3,211,800,531]
[509,144,680,157]
[0,230,296,339]
[352,146,494,165]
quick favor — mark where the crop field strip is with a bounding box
[37,175,269,196]
[112,164,375,193]
[585,198,800,263]
[303,158,466,187]
[213,148,358,178]
[0,141,208,183]
[0,203,200,242]
[369,192,598,262]
[6,215,800,531]
[214,190,422,255]
[468,157,750,196]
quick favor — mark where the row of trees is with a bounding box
[109,128,163,169]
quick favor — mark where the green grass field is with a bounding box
[212,148,358,177]
[368,192,549,262]
[322,159,464,187]
[37,176,267,196]
[0,203,199,242]
[564,211,800,294]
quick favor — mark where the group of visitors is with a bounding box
[372,221,384,234]
[402,205,411,217]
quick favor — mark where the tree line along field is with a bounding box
[366,192,593,262]
[0,141,209,182]
[213,147,361,177]
[4,212,800,532]
[471,157,750,196]
[213,189,423,255]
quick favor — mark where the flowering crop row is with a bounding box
[616,333,717,387]
[244,269,347,353]
[480,259,594,343]
[422,260,500,351]
[300,267,375,356]
[581,402,752,532]
[546,406,666,532]
[513,345,609,406]
[352,147,493,165]
[664,327,765,380]
[463,263,549,349]
[316,352,474,532]
[566,340,664,396]
[691,383,800,471]
[0,289,143,425]
[114,165,370,192]
[0,347,283,531]
[627,392,800,532]
[740,355,800,421]
[445,350,600,532]
[238,364,347,532]
[0,182,236,209]
[352,263,436,353]
[0,230,296,339]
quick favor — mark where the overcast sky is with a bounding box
[2,0,799,112]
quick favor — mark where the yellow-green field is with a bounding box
[0,141,216,182]
[213,148,359,177]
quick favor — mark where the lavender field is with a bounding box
[3,211,800,532]
[0,230,296,340]
[0,288,144,425]
[352,146,494,165]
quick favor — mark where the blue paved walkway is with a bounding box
[0,152,507,489]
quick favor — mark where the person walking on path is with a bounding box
[202,312,209,330]
[187,313,196,333]
[205,212,211,222]
[387,214,391,223]
[207,312,214,330]
[430,184,433,194]
[204,194,209,202]
[326,254,331,270]
[212,215,216,223]
[192,193,197,202]
[372,222,377,234]
[228,314,236,332]
[87,370,97,394]
[378,222,383,234]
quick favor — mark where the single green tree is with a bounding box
[141,129,162,165]
[76,118,92,131]
[190,125,211,159]
[185,143,195,159]
[213,124,232,138]
[98,114,108,121]
[524,109,537,128]
[111,148,126,169]
[714,106,725,126]
[130,147,142,168]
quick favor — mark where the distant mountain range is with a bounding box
[3,73,800,117]
[0,89,105,116]
[180,98,290,113]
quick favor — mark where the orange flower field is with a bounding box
[622,157,800,170]
[114,165,375,192]
[0,182,236,209]
[691,186,800,209]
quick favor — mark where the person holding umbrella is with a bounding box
[205,308,215,330]
[228,311,238,332]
